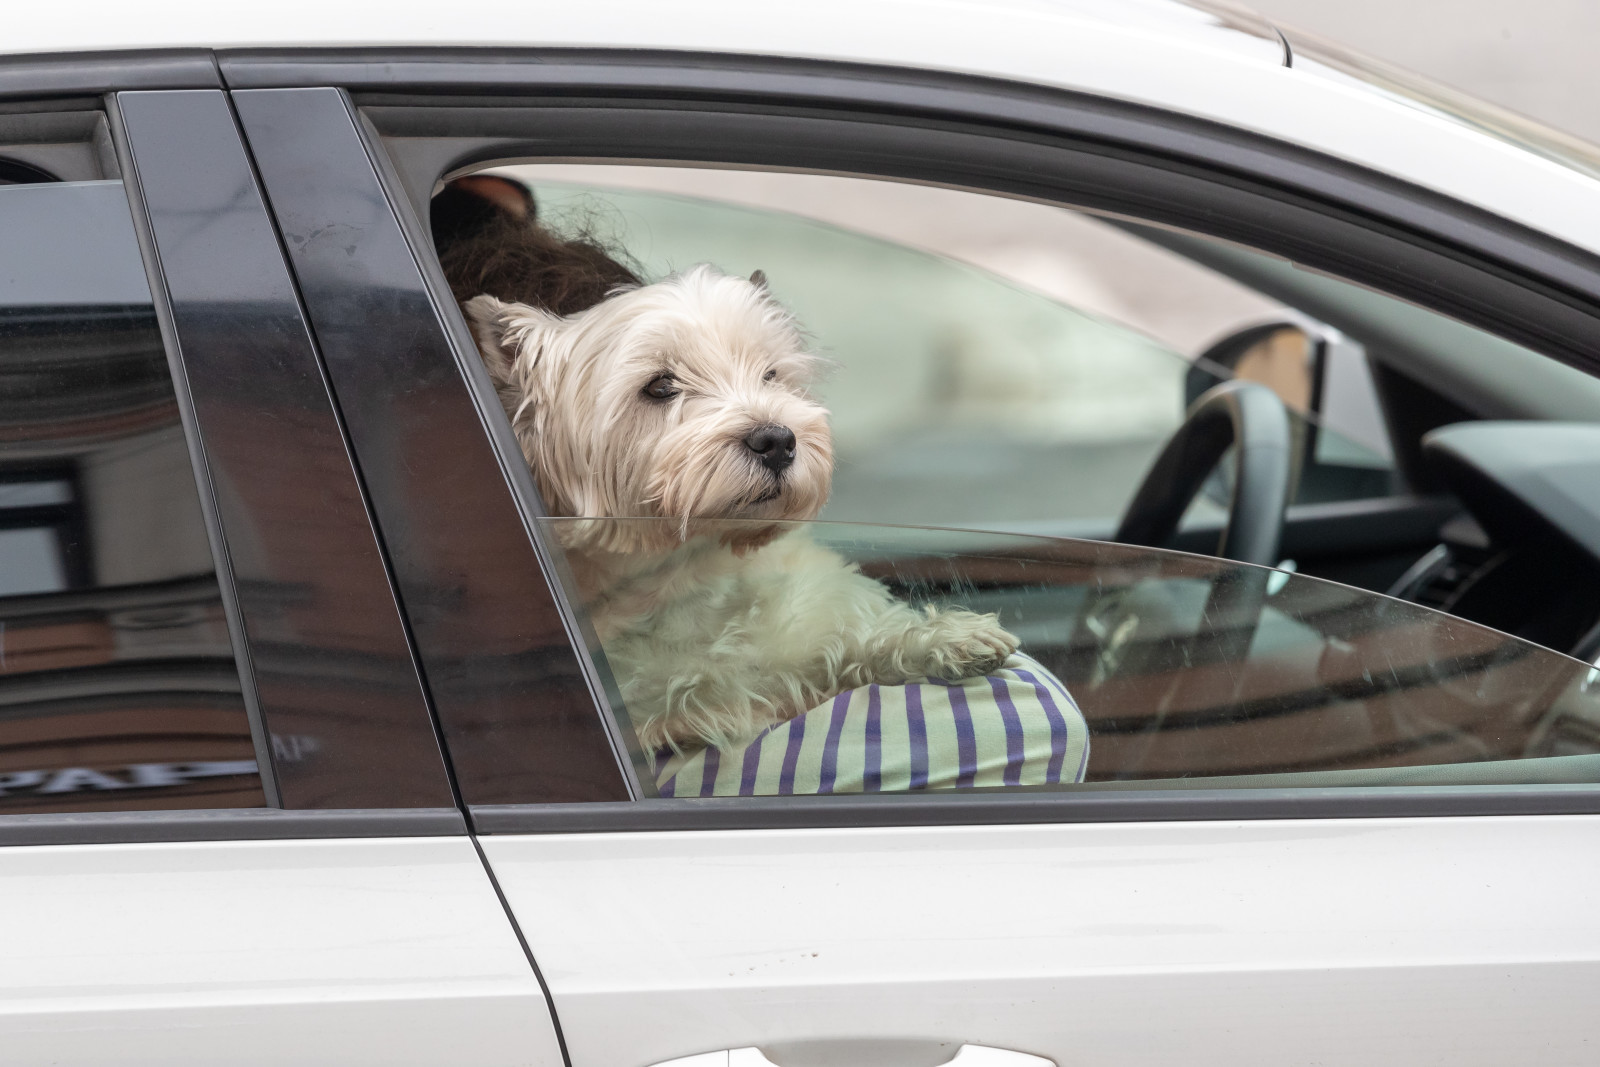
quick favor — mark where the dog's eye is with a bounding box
[762,369,778,382]
[643,375,679,400]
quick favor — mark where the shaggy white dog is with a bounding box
[467,266,1018,752]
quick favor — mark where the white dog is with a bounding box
[467,265,1018,752]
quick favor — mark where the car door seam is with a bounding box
[471,833,574,1067]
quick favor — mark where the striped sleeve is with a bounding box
[654,653,1089,797]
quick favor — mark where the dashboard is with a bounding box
[1419,421,1600,660]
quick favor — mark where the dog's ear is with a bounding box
[464,293,535,390]
[465,293,567,394]
[748,269,768,291]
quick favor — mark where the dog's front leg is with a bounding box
[759,538,1021,694]
[835,599,1020,690]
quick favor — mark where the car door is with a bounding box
[0,68,562,1065]
[228,65,1600,1067]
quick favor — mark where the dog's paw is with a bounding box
[918,609,1020,682]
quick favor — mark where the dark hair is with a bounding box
[432,179,642,317]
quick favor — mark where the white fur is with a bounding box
[468,265,1018,752]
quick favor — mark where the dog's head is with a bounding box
[467,265,833,551]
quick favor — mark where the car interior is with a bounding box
[1140,219,1600,663]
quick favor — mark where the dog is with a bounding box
[460,220,1018,752]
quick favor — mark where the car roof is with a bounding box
[11,0,1600,255]
[3,1,1285,64]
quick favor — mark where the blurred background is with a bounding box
[1248,0,1600,143]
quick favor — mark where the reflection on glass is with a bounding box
[544,518,1600,796]
[0,180,262,812]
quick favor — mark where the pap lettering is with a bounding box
[0,761,259,797]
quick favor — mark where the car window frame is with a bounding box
[220,50,1600,828]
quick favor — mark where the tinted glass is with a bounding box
[0,179,263,812]
[544,518,1600,797]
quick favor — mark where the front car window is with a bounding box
[413,152,1600,803]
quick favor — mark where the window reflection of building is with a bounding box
[0,471,81,596]
[0,178,261,812]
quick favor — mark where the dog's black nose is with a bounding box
[745,424,797,472]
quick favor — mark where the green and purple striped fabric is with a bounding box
[654,653,1089,797]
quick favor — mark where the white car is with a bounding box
[3,2,1600,1064]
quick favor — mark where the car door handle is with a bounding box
[651,1040,1055,1066]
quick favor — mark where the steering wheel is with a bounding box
[1065,382,1292,709]
[1114,380,1293,567]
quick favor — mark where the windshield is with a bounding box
[546,518,1600,796]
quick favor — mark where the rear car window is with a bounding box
[0,130,263,812]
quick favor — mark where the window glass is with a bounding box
[0,177,263,812]
[547,517,1600,797]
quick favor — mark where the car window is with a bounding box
[0,126,263,812]
[349,85,1600,807]
[305,60,1600,809]
[420,156,1600,800]
[546,517,1600,797]
[490,165,1399,537]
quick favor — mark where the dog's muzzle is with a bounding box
[744,424,796,474]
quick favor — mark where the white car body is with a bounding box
[488,818,1600,1065]
[0,837,560,1064]
[4,3,1599,1066]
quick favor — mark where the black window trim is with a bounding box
[473,786,1600,834]
[0,49,220,100]
[242,48,1600,828]
[0,806,466,847]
